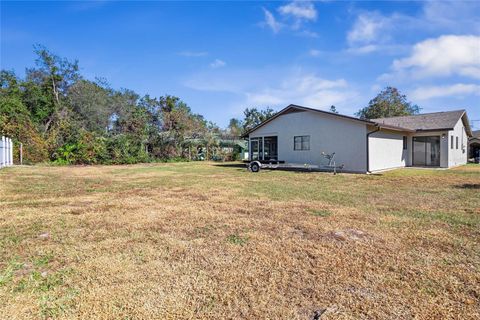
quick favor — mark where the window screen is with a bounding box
[294,136,310,150]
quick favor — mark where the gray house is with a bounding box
[245,104,472,173]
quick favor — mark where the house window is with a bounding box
[456,136,459,149]
[451,136,454,149]
[294,136,310,150]
[403,136,407,150]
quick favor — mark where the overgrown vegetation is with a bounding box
[0,163,479,319]
[0,46,274,165]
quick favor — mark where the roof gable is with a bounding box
[244,104,413,136]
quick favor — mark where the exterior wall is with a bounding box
[407,131,449,168]
[448,118,468,167]
[405,133,413,166]
[249,110,368,173]
[368,130,407,172]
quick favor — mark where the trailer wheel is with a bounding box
[249,161,261,173]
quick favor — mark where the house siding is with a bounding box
[249,110,368,173]
[368,130,407,172]
[448,118,468,167]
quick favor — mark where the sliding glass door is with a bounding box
[413,136,440,167]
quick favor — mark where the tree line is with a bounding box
[0,46,273,164]
[1,46,420,165]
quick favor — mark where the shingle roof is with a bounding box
[372,110,468,132]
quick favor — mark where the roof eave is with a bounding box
[415,128,454,132]
[460,111,473,137]
[376,124,415,133]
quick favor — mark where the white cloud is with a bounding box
[393,35,480,79]
[278,1,317,21]
[178,51,208,57]
[210,59,226,68]
[411,83,480,100]
[261,2,317,35]
[243,72,356,110]
[345,11,411,54]
[184,68,360,114]
[347,12,389,46]
[346,44,410,56]
[346,1,480,54]
[422,1,480,33]
[308,49,322,57]
[263,8,282,33]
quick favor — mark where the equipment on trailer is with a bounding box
[247,152,344,174]
[320,152,344,174]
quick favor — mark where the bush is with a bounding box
[76,130,108,164]
[106,134,149,164]
[0,96,48,163]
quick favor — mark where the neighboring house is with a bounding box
[468,130,480,162]
[219,139,248,160]
[244,104,472,173]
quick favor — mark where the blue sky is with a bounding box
[1,1,479,129]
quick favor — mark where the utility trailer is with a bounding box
[246,152,344,174]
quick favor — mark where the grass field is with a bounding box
[1,162,479,319]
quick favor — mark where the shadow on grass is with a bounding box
[454,184,480,189]
[213,163,342,175]
[213,163,247,168]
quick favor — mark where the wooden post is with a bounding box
[20,143,23,165]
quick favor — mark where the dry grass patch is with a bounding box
[1,162,479,319]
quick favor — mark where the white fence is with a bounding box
[1,136,14,168]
